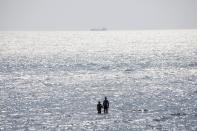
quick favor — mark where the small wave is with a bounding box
[124,69,134,72]
[153,116,171,122]
[99,66,110,70]
[170,112,186,117]
[188,62,197,67]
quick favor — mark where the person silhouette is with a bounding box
[103,97,109,114]
[97,101,103,114]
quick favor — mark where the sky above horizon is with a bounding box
[0,0,197,30]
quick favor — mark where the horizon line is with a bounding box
[0,28,197,32]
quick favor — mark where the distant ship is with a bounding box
[90,27,107,31]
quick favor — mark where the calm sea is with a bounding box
[0,30,197,130]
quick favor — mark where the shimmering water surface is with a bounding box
[0,30,197,131]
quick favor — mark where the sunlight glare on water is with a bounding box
[0,30,197,131]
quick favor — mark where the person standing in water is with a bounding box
[97,101,103,114]
[103,97,109,114]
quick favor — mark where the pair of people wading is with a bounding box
[97,97,109,114]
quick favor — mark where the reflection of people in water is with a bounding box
[103,97,109,114]
[97,101,103,114]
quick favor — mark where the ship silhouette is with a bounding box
[90,27,107,31]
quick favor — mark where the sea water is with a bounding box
[0,30,197,131]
